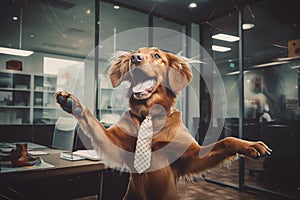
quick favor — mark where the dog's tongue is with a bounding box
[132,79,156,94]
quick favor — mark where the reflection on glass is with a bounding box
[245,76,271,122]
[243,0,300,197]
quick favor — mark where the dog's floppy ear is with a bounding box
[109,51,131,87]
[167,53,192,93]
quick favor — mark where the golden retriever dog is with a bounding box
[55,47,271,200]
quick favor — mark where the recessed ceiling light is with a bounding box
[86,9,91,15]
[113,5,120,10]
[13,16,18,21]
[212,45,231,52]
[212,33,240,42]
[189,2,197,8]
[242,23,255,30]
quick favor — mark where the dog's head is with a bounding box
[109,47,192,116]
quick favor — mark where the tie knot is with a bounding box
[143,114,151,122]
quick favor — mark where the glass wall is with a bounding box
[153,17,186,53]
[153,17,188,125]
[99,2,149,44]
[96,3,196,126]
[201,1,299,199]
[242,0,300,197]
[1,0,298,198]
[0,1,199,146]
[97,2,149,123]
[201,11,240,187]
[0,0,95,125]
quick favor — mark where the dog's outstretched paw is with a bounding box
[55,91,83,116]
[242,141,272,159]
[223,137,272,160]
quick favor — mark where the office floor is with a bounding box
[177,181,277,200]
[77,158,291,200]
[77,160,278,200]
[77,181,276,200]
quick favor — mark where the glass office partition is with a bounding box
[153,17,186,52]
[201,11,240,187]
[99,1,148,43]
[97,2,149,123]
[153,17,191,126]
[243,1,300,198]
[0,0,94,125]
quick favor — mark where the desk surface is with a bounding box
[0,148,105,184]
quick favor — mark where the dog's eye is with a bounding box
[153,53,161,59]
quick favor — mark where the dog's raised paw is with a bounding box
[55,91,82,115]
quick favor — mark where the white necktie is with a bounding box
[133,115,153,174]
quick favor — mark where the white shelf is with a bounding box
[0,105,30,109]
[34,90,56,93]
[0,70,58,125]
[34,106,57,109]
[0,88,30,92]
[100,108,128,112]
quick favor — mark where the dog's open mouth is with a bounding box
[132,78,157,100]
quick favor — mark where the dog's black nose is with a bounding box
[130,53,144,65]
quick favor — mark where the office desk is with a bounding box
[0,149,106,199]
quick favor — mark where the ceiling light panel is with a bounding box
[212,33,240,42]
[291,65,300,69]
[0,47,33,57]
[252,61,289,68]
[212,45,231,52]
[226,70,249,75]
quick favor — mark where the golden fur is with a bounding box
[56,47,271,200]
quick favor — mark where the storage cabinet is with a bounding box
[0,70,58,124]
[0,72,31,124]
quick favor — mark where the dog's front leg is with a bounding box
[55,91,125,166]
[183,137,272,174]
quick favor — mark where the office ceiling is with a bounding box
[0,0,299,71]
[0,0,249,58]
[103,0,247,24]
